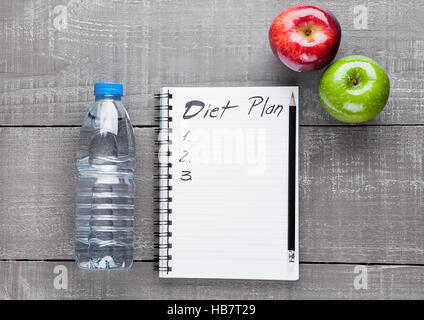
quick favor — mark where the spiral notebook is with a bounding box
[154,87,299,281]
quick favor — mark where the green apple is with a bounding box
[318,55,390,123]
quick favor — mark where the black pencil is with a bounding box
[288,92,296,263]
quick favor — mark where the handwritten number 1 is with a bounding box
[183,130,191,141]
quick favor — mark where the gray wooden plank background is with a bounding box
[0,0,423,126]
[0,0,423,299]
[1,262,423,300]
[1,127,423,264]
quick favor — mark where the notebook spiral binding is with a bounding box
[153,91,173,274]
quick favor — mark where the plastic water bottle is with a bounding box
[75,83,136,270]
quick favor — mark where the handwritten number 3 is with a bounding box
[181,171,192,182]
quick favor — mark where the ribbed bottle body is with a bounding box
[75,95,136,270]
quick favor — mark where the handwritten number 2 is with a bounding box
[179,150,189,163]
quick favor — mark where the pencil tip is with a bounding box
[290,92,296,106]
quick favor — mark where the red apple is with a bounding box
[269,4,341,72]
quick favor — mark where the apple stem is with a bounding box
[347,76,360,86]
[304,29,312,36]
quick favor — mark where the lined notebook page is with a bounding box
[159,87,299,280]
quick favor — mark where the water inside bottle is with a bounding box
[75,90,136,270]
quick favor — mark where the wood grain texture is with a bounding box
[0,0,423,300]
[0,127,156,260]
[0,0,423,125]
[0,126,422,264]
[0,261,423,299]
[301,126,424,264]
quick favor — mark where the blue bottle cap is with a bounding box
[94,83,123,96]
